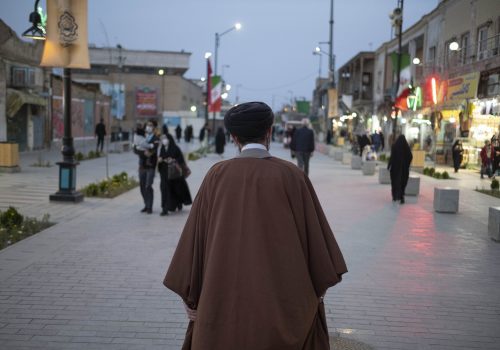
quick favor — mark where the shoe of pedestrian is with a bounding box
[177,204,183,211]
[160,210,168,216]
[400,197,405,204]
[146,209,152,214]
[140,207,148,213]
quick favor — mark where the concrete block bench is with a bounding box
[361,161,376,175]
[488,207,500,242]
[342,152,352,165]
[351,156,362,169]
[406,176,420,196]
[433,187,459,213]
[334,151,343,161]
[328,146,336,157]
[378,167,390,184]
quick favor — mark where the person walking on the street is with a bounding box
[133,120,159,214]
[290,118,315,176]
[157,134,192,216]
[452,139,464,173]
[94,118,106,153]
[215,127,226,157]
[164,101,347,350]
[175,125,182,143]
[480,139,493,179]
[388,134,413,204]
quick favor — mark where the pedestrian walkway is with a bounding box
[0,142,499,349]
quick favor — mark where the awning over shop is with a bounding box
[6,88,47,118]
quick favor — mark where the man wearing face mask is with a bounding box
[137,120,159,214]
[164,102,347,350]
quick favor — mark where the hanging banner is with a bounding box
[40,0,90,68]
[327,88,338,118]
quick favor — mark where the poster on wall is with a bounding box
[136,87,157,116]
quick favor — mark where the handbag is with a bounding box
[167,159,183,179]
[181,163,192,178]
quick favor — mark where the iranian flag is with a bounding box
[391,53,411,98]
[209,75,222,113]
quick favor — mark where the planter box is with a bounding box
[351,156,362,169]
[342,152,351,165]
[488,207,500,242]
[334,151,343,161]
[406,176,420,196]
[0,142,19,167]
[378,167,391,184]
[434,187,459,213]
[362,161,376,175]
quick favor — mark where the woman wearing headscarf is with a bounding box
[451,139,464,173]
[215,127,226,157]
[388,135,413,204]
[157,134,192,216]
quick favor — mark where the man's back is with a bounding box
[165,153,346,349]
[293,126,315,153]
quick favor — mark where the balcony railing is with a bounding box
[417,34,499,79]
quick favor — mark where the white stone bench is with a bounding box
[361,161,376,175]
[406,176,420,196]
[433,187,459,213]
[342,152,351,165]
[488,207,500,242]
[351,156,362,169]
[378,167,390,184]
[334,151,343,161]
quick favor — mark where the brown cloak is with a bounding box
[164,149,347,350]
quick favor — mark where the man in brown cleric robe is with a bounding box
[164,102,347,350]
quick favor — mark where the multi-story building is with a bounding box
[337,51,375,133]
[72,46,203,136]
[371,0,499,164]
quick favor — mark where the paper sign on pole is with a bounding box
[327,88,338,118]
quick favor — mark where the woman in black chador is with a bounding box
[388,135,413,204]
[157,134,192,216]
[215,127,226,157]
[451,139,464,173]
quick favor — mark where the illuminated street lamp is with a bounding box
[449,41,460,51]
[22,0,46,40]
[214,23,241,76]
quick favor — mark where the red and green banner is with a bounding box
[209,75,222,113]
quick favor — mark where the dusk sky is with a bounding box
[2,0,438,109]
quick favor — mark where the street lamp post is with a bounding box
[212,23,241,135]
[49,68,83,202]
[391,0,404,138]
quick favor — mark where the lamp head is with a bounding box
[22,5,45,40]
[235,23,242,30]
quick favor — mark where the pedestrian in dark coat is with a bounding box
[215,127,226,156]
[175,125,182,143]
[290,118,315,176]
[388,135,413,204]
[451,139,464,173]
[157,134,192,215]
[95,118,106,152]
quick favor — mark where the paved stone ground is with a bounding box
[0,142,499,349]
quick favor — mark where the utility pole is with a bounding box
[329,0,335,88]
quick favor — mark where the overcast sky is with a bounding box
[2,0,438,109]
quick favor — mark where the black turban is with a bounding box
[224,102,274,138]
